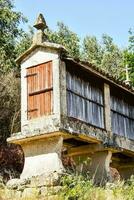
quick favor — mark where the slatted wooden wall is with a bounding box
[26,61,53,119]
[66,67,104,129]
[110,92,134,140]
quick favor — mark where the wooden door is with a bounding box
[26,61,53,119]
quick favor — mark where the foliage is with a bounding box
[128,29,134,52]
[82,36,103,65]
[46,22,80,58]
[58,174,134,200]
[15,27,33,58]
[101,34,124,78]
[0,0,27,72]
[82,34,124,79]
[59,173,93,200]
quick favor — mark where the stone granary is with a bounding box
[8,14,134,184]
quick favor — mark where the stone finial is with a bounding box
[34,13,48,31]
[124,64,131,86]
[32,13,48,44]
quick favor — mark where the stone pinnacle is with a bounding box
[34,13,48,31]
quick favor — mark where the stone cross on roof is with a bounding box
[124,64,131,85]
[32,13,48,44]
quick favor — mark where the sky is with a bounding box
[14,0,134,48]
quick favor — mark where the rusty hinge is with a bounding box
[27,108,38,112]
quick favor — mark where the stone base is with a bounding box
[20,136,64,179]
[89,151,112,185]
[21,153,63,179]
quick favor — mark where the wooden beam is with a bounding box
[66,143,122,157]
[117,162,134,169]
[67,144,105,156]
[77,134,101,144]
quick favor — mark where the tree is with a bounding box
[101,34,123,78]
[0,0,27,141]
[82,36,103,65]
[0,0,26,72]
[82,34,124,79]
[47,22,80,58]
[15,27,33,58]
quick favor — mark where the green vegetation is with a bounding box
[0,174,134,199]
[58,174,134,200]
[46,22,80,59]
[82,34,124,79]
[0,0,27,72]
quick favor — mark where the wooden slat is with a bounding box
[33,67,38,118]
[28,87,53,96]
[49,62,53,87]
[67,88,104,107]
[50,92,53,114]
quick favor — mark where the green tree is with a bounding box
[82,34,124,79]
[15,27,33,58]
[101,34,123,78]
[47,22,80,58]
[0,0,26,72]
[82,36,103,65]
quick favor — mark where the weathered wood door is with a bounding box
[26,61,53,119]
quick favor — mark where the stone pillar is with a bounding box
[59,60,67,116]
[53,58,61,115]
[20,136,64,179]
[104,83,111,132]
[88,151,112,185]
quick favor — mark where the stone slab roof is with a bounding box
[16,42,67,64]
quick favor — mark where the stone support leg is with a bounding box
[20,136,64,179]
[89,151,112,185]
[74,151,112,185]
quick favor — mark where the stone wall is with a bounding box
[1,172,62,200]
